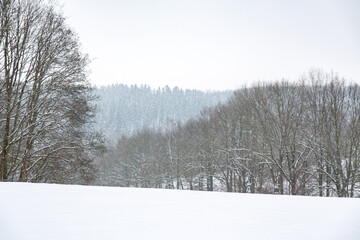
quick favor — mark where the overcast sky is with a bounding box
[61,0,360,91]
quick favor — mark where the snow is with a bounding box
[1,183,359,240]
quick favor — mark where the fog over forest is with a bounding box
[1,0,359,196]
[96,71,360,198]
[93,84,233,143]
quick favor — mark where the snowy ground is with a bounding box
[0,183,359,240]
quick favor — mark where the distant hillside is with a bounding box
[93,84,233,143]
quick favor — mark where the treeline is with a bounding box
[98,71,360,197]
[0,0,104,184]
[94,84,232,143]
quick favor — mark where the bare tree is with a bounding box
[0,0,103,183]
[305,71,360,197]
[95,70,359,197]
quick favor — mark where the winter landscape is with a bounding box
[1,0,360,239]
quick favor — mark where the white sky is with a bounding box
[60,0,360,91]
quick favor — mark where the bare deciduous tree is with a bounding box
[0,0,104,184]
[96,70,360,197]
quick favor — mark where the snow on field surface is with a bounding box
[1,183,359,240]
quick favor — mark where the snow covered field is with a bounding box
[1,183,359,240]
